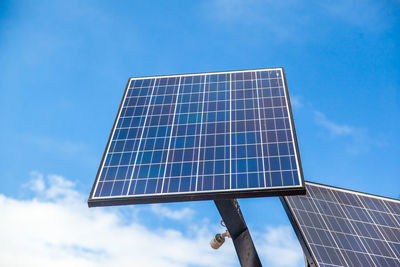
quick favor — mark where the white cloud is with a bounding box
[150,204,195,220]
[0,172,303,267]
[257,226,303,267]
[0,173,236,267]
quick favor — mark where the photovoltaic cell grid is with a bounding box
[282,182,400,267]
[88,68,305,206]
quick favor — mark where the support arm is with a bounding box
[214,199,262,267]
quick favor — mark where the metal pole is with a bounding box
[214,199,262,267]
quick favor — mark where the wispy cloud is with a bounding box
[204,0,312,42]
[20,134,97,165]
[290,95,304,109]
[319,0,394,32]
[291,95,387,155]
[1,172,303,267]
[24,135,87,156]
[150,204,195,220]
[203,0,394,42]
[24,171,46,192]
[312,110,388,154]
[314,111,354,136]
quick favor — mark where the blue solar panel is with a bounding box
[88,68,305,206]
[281,182,400,267]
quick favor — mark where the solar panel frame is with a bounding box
[88,68,305,207]
[281,182,400,267]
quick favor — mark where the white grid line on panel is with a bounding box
[285,196,327,267]
[126,79,157,195]
[381,200,400,229]
[303,239,397,263]
[298,186,400,230]
[329,189,382,266]
[94,182,300,199]
[307,188,378,266]
[130,82,175,194]
[291,204,400,264]
[306,192,351,266]
[229,73,233,189]
[254,72,268,187]
[93,79,139,196]
[127,68,283,80]
[161,77,182,193]
[107,141,294,153]
[174,80,199,192]
[123,95,287,109]
[99,82,155,196]
[287,184,400,267]
[269,71,284,185]
[306,182,400,204]
[355,194,400,263]
[195,75,207,192]
[114,124,291,138]
[279,68,302,186]
[141,85,173,194]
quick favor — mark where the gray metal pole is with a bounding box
[214,199,262,267]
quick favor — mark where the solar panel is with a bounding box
[281,182,400,267]
[88,68,305,207]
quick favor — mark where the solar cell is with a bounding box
[281,182,400,267]
[88,68,305,207]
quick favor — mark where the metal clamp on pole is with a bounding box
[213,199,262,267]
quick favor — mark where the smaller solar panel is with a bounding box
[281,182,400,267]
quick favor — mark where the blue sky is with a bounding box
[0,0,399,266]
